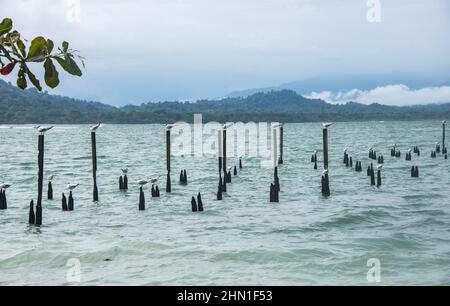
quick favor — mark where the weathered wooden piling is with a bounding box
[234,166,237,176]
[239,157,242,170]
[35,134,44,226]
[0,190,6,210]
[377,169,382,187]
[323,129,329,170]
[217,181,223,200]
[91,131,99,202]
[314,158,318,170]
[62,193,68,211]
[223,126,228,190]
[350,157,353,168]
[28,200,35,225]
[191,197,198,212]
[411,166,419,178]
[321,124,331,197]
[124,175,128,190]
[47,181,53,200]
[370,169,376,186]
[68,191,74,211]
[279,124,284,164]
[139,187,145,211]
[197,193,204,212]
[443,120,447,154]
[184,170,188,185]
[119,176,124,190]
[166,128,172,193]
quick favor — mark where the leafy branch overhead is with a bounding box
[0,18,84,91]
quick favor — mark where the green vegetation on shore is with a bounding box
[1,79,449,124]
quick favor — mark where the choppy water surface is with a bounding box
[0,121,449,285]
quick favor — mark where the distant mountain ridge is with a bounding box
[227,75,450,98]
[1,79,449,124]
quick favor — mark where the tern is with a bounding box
[48,175,55,181]
[377,165,383,170]
[0,183,11,190]
[148,176,160,184]
[37,126,54,135]
[323,169,329,175]
[223,123,234,129]
[443,120,447,124]
[90,123,102,131]
[121,168,128,175]
[322,122,333,129]
[67,183,79,191]
[135,179,148,187]
[166,124,178,130]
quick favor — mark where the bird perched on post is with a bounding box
[121,168,128,175]
[135,179,148,187]
[148,175,160,185]
[66,183,79,191]
[90,123,102,131]
[48,175,55,181]
[322,122,333,129]
[0,183,11,190]
[35,126,54,135]
[166,124,178,130]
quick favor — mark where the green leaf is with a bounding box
[62,41,69,52]
[0,18,13,36]
[44,58,59,88]
[0,44,13,61]
[47,39,54,53]
[17,39,26,57]
[24,65,42,91]
[54,55,82,77]
[27,36,47,61]
[17,66,27,89]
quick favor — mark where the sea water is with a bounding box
[0,121,449,285]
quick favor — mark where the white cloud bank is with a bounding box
[306,85,450,106]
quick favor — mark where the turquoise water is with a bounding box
[0,121,449,285]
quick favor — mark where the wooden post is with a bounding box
[35,134,44,226]
[443,120,446,154]
[222,127,227,192]
[279,124,284,164]
[218,130,223,173]
[166,129,172,193]
[91,132,99,202]
[323,127,329,170]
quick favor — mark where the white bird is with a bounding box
[48,175,55,181]
[314,150,317,155]
[33,125,41,130]
[37,126,54,134]
[322,122,333,129]
[90,123,102,131]
[135,179,148,187]
[272,123,282,128]
[323,169,329,175]
[0,183,11,190]
[121,168,128,174]
[407,149,412,153]
[344,148,348,152]
[166,124,177,130]
[443,120,447,124]
[148,176,160,184]
[66,183,79,191]
[223,123,234,129]
[377,165,383,170]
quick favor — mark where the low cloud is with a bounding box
[306,85,450,106]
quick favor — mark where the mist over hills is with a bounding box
[1,79,449,124]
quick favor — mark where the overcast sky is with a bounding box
[2,0,450,105]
